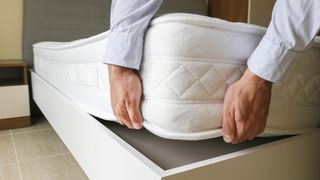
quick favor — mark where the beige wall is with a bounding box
[248,0,276,27]
[0,0,23,60]
[0,0,273,60]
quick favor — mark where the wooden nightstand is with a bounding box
[0,60,31,130]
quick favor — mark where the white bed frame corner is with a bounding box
[31,70,320,180]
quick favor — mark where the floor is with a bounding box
[0,116,88,180]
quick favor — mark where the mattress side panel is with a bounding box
[268,43,320,133]
[33,46,116,121]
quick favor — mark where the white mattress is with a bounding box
[33,13,320,140]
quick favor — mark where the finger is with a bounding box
[248,119,267,140]
[232,106,245,144]
[233,110,254,144]
[235,122,261,143]
[248,132,259,141]
[117,106,134,129]
[110,97,124,126]
[257,125,266,135]
[126,99,143,129]
[222,89,236,143]
[248,127,260,140]
[233,124,249,144]
[247,120,266,140]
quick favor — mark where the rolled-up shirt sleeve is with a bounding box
[247,0,320,82]
[104,0,163,69]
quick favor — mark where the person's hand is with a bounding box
[222,69,272,144]
[108,65,143,129]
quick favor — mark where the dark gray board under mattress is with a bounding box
[97,118,291,170]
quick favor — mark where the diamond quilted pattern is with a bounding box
[141,60,246,100]
[183,63,212,79]
[213,64,245,84]
[287,74,320,105]
[303,75,320,103]
[166,65,198,96]
[308,76,320,104]
[140,62,180,94]
[199,67,225,96]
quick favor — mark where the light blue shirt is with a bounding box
[104,0,320,82]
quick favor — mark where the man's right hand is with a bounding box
[108,65,143,129]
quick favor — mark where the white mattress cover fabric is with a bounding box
[33,13,320,140]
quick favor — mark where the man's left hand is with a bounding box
[222,69,272,144]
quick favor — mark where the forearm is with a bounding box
[104,0,163,69]
[248,0,320,82]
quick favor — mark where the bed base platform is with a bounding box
[31,70,320,180]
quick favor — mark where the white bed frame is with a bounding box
[31,70,320,180]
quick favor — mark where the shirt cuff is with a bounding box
[103,31,144,70]
[247,35,297,83]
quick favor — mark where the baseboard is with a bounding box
[0,116,31,130]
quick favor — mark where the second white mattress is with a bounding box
[33,13,320,140]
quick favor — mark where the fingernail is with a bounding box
[224,135,232,143]
[133,122,141,129]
